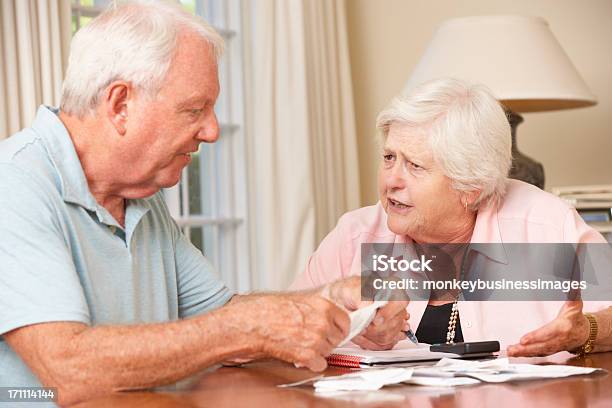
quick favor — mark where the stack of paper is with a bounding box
[313,368,414,392]
[280,357,605,391]
[412,357,604,384]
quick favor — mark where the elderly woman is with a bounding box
[292,78,612,356]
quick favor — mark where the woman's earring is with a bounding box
[464,199,468,212]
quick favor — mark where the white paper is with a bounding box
[340,300,388,346]
[313,367,413,392]
[404,376,480,387]
[406,357,605,386]
[303,356,604,391]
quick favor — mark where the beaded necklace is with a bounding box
[446,245,470,344]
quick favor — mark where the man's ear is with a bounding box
[104,81,132,136]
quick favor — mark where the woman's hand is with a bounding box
[351,302,409,350]
[507,300,589,357]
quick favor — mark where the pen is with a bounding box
[404,329,419,344]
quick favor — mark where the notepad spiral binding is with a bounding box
[326,353,362,368]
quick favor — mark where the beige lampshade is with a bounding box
[403,15,597,113]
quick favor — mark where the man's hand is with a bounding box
[323,277,409,350]
[238,294,350,371]
[507,300,589,357]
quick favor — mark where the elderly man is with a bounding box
[0,1,407,405]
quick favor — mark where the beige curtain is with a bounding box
[0,0,72,139]
[244,0,360,290]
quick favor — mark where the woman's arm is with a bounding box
[507,301,612,357]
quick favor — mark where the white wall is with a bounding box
[346,0,612,205]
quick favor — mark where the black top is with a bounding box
[415,303,464,345]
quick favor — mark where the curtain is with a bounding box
[243,0,360,290]
[0,0,72,139]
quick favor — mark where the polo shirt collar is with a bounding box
[31,106,151,228]
[32,106,100,212]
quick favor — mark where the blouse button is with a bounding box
[465,320,473,328]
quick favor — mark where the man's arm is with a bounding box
[5,294,349,406]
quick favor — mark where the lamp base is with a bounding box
[507,111,545,189]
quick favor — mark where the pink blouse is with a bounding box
[291,180,610,349]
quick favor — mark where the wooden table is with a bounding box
[75,352,612,407]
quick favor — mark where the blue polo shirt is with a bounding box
[0,106,233,387]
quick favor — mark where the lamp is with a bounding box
[403,15,597,189]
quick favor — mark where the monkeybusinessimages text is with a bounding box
[370,254,587,294]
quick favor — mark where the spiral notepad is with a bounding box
[327,340,462,368]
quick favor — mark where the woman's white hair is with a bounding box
[60,0,224,117]
[376,78,512,209]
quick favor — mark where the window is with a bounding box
[71,0,108,31]
[71,0,251,292]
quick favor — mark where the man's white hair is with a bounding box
[376,78,512,209]
[60,0,224,117]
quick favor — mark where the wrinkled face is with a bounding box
[377,124,467,242]
[122,31,220,193]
